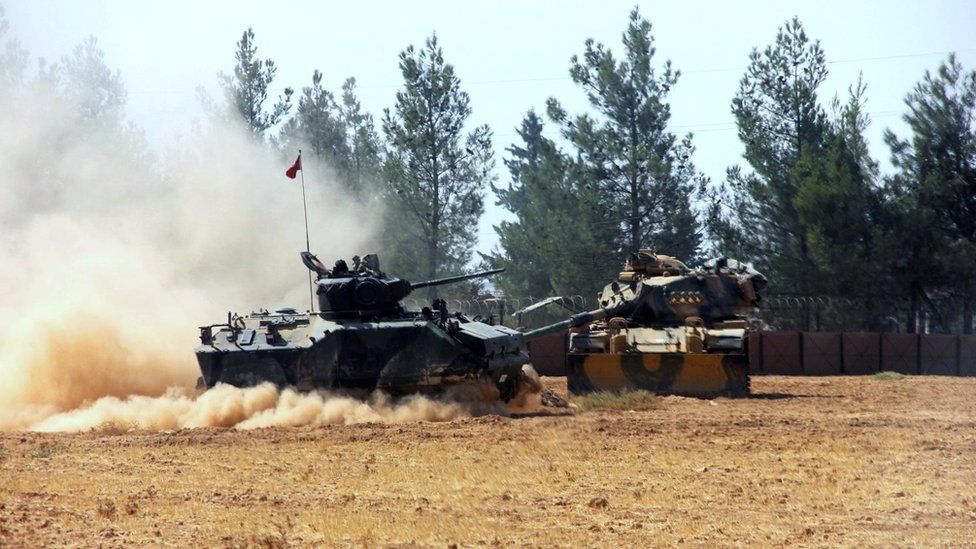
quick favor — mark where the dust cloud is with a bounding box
[0,41,380,430]
[29,383,511,433]
[0,29,533,433]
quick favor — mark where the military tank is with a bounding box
[525,250,766,397]
[195,252,533,401]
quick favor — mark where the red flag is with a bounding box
[285,153,302,179]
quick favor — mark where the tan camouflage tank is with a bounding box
[525,250,766,397]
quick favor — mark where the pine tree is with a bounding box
[884,54,976,333]
[546,7,704,265]
[381,34,493,296]
[0,33,152,229]
[338,78,383,193]
[0,6,27,95]
[489,110,559,298]
[282,72,381,195]
[792,77,893,329]
[706,17,832,328]
[217,28,292,140]
[60,37,127,127]
[489,110,619,300]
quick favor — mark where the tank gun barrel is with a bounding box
[410,268,505,290]
[522,281,637,340]
[523,307,615,340]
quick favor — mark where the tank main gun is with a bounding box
[522,280,635,340]
[523,307,615,340]
[410,268,505,290]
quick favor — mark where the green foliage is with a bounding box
[217,27,293,140]
[381,34,494,293]
[281,72,382,196]
[791,76,896,328]
[488,110,618,299]
[547,7,704,264]
[489,111,559,298]
[707,17,898,330]
[873,371,905,381]
[29,445,53,459]
[0,5,28,94]
[709,17,830,296]
[884,54,976,333]
[711,21,975,333]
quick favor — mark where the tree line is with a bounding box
[171,9,976,334]
[3,5,973,333]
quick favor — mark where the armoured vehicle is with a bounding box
[195,252,534,401]
[525,250,766,397]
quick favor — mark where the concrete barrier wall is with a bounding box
[754,332,975,376]
[748,332,762,374]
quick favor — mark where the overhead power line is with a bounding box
[126,47,976,96]
[344,47,976,89]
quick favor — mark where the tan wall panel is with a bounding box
[802,332,841,375]
[880,334,919,375]
[919,334,958,375]
[842,333,880,374]
[761,332,802,375]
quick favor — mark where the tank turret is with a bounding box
[525,250,766,340]
[301,251,503,318]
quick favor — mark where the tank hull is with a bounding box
[196,315,529,399]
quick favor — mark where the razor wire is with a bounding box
[761,295,855,309]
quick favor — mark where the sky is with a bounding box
[6,0,976,255]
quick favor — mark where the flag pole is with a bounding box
[298,150,314,313]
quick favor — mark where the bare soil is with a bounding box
[1,375,974,547]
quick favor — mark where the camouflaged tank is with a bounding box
[195,252,533,401]
[525,250,766,397]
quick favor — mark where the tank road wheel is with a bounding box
[496,366,543,402]
[723,358,751,398]
[496,373,519,402]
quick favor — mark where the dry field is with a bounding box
[1,375,974,547]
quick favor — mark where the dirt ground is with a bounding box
[1,375,974,547]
